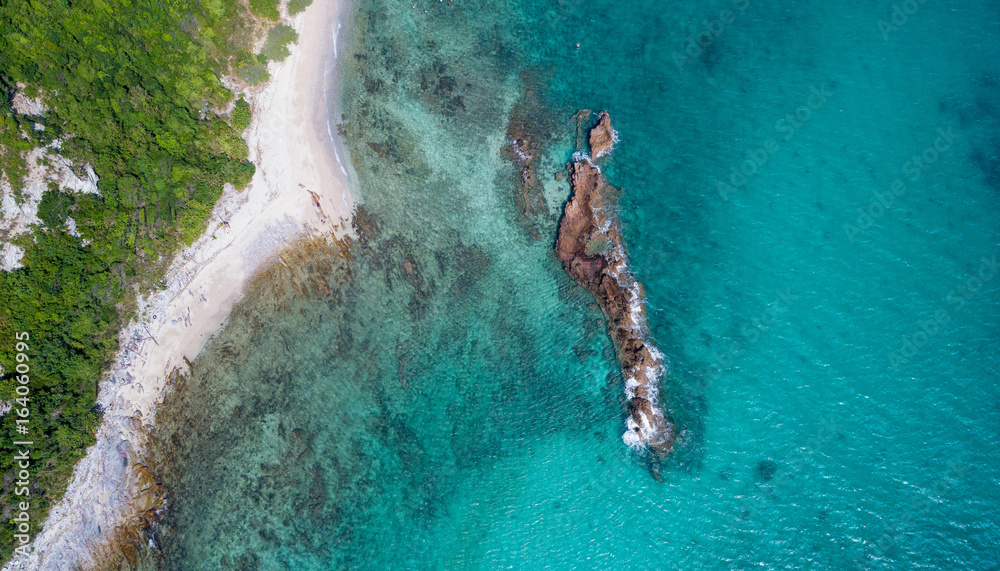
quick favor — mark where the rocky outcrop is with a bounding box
[555,112,673,454]
[506,135,545,218]
[503,77,560,240]
[588,111,617,159]
[84,459,167,568]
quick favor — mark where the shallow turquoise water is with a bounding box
[149,0,1000,568]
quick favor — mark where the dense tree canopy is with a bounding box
[0,0,302,560]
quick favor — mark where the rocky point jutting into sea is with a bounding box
[555,112,673,454]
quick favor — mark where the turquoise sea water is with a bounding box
[148,0,1000,568]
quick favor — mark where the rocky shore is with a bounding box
[2,0,353,567]
[555,112,673,453]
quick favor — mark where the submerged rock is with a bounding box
[555,111,673,454]
[756,460,778,481]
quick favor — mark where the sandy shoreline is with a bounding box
[3,0,353,567]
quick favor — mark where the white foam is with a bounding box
[332,22,340,60]
[593,126,620,160]
[622,429,644,450]
[624,375,639,400]
[568,140,669,453]
[627,281,645,333]
[608,251,669,450]
[626,411,656,439]
[509,138,531,163]
[571,150,600,171]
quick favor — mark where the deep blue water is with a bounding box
[149,0,1000,568]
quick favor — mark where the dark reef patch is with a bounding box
[756,460,778,482]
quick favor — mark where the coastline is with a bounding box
[3,0,354,567]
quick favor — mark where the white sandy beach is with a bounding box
[3,0,353,567]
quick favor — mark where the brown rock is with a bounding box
[589,111,616,158]
[504,121,548,225]
[555,161,605,279]
[554,126,674,455]
[570,255,606,284]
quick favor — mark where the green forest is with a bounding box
[0,0,304,560]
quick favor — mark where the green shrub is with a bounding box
[234,51,270,85]
[248,0,279,20]
[261,24,298,62]
[288,0,312,15]
[0,0,287,561]
[36,189,74,229]
[231,97,252,133]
